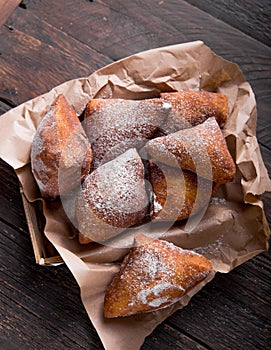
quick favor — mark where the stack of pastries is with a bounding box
[31,89,235,317]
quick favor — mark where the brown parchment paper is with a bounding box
[0,41,270,350]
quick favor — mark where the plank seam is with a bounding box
[0,96,17,109]
[99,0,271,51]
[259,141,271,152]
[4,7,114,67]
[0,216,29,236]
[165,321,214,350]
[182,0,271,49]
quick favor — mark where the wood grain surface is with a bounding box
[184,0,271,47]
[0,1,270,349]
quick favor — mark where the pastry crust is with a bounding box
[159,90,228,134]
[148,161,217,222]
[145,117,236,184]
[104,235,213,318]
[84,98,171,169]
[76,148,149,244]
[31,94,93,200]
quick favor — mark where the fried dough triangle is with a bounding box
[159,90,228,134]
[31,94,93,200]
[104,235,213,318]
[145,117,236,184]
[84,98,171,169]
[76,148,148,244]
[148,161,218,222]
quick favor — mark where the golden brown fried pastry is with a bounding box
[76,148,149,244]
[84,98,171,169]
[159,90,228,134]
[104,235,213,318]
[31,94,93,200]
[145,117,236,184]
[148,161,217,222]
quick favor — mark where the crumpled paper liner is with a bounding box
[0,41,270,350]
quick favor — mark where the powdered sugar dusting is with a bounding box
[162,102,172,110]
[146,117,236,184]
[105,238,213,316]
[76,148,148,242]
[31,110,58,193]
[84,98,171,168]
[137,282,183,305]
[194,235,225,261]
[210,197,227,205]
[160,90,228,134]
[31,95,92,199]
[153,193,163,214]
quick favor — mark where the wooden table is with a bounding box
[1,1,270,349]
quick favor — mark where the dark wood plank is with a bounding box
[260,146,271,230]
[144,323,209,350]
[0,101,11,115]
[260,145,271,231]
[0,25,84,105]
[19,0,179,58]
[0,7,112,105]
[168,256,271,350]
[260,145,271,178]
[0,220,104,350]
[184,0,271,47]
[5,6,112,71]
[20,0,271,60]
[0,159,28,234]
[4,9,112,72]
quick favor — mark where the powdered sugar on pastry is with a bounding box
[76,148,149,243]
[31,94,93,200]
[84,98,171,169]
[148,161,215,222]
[145,117,236,184]
[104,236,213,317]
[160,90,228,134]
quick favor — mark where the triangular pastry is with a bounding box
[104,235,213,318]
[159,90,228,134]
[31,94,93,200]
[148,161,217,222]
[145,117,236,184]
[76,148,149,244]
[84,98,171,169]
